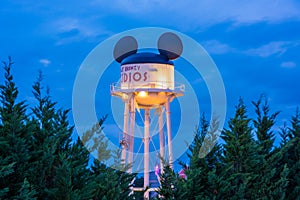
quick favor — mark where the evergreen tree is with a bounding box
[0,57,36,199]
[220,98,259,199]
[2,57,300,199]
[266,109,300,199]
[285,108,300,198]
[289,107,300,139]
[80,116,110,162]
[252,95,279,155]
[267,161,289,199]
[83,119,136,199]
[29,72,107,199]
[16,178,37,200]
[269,111,300,200]
[183,114,222,199]
[279,122,289,147]
[183,115,209,199]
[29,72,76,199]
[157,164,186,199]
[90,159,136,199]
[0,162,15,198]
[51,138,95,200]
[252,96,280,198]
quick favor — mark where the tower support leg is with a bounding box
[144,108,150,199]
[128,94,135,173]
[165,98,173,169]
[159,107,164,174]
[121,101,129,166]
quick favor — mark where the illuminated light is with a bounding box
[137,91,148,97]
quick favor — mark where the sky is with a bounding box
[1,0,300,165]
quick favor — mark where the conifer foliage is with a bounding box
[0,58,300,199]
[0,57,37,198]
[157,98,299,199]
[0,58,135,199]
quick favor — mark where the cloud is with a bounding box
[92,0,300,29]
[202,40,234,54]
[245,41,293,57]
[46,17,112,45]
[39,58,51,67]
[201,39,300,57]
[54,18,92,37]
[281,61,296,68]
[225,0,300,25]
[52,18,95,45]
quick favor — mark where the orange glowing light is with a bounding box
[137,91,148,97]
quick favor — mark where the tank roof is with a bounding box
[121,52,174,65]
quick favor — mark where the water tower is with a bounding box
[111,32,184,198]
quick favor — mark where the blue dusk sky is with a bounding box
[1,0,300,149]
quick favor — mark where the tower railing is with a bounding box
[110,81,185,94]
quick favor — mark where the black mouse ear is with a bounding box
[113,36,138,63]
[158,32,183,60]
